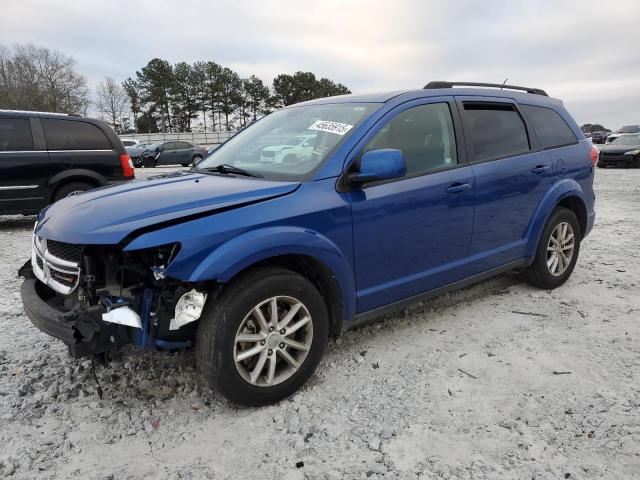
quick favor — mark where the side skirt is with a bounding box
[345,258,529,332]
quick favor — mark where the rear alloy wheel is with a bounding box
[192,154,203,165]
[52,182,92,202]
[196,267,328,406]
[525,207,581,289]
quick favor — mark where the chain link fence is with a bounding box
[120,131,237,147]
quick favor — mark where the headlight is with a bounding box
[169,289,207,330]
[624,149,640,155]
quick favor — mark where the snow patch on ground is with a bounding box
[0,169,639,479]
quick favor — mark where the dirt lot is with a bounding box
[0,168,638,479]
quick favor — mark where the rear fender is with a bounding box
[186,226,356,320]
[525,178,587,258]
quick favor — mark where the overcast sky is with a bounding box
[1,0,639,129]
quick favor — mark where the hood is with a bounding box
[36,171,300,245]
[126,145,152,155]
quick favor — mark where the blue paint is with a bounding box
[35,87,596,334]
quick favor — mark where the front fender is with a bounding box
[186,226,357,320]
[525,178,587,258]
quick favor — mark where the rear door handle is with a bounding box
[531,164,551,174]
[446,182,471,194]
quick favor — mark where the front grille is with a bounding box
[47,240,84,263]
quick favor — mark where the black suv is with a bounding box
[0,110,134,215]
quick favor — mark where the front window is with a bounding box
[611,134,640,146]
[196,103,380,181]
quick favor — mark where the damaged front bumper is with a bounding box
[19,260,205,358]
[20,275,111,357]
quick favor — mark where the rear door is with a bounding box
[42,118,119,182]
[0,117,50,213]
[456,97,552,269]
[348,98,476,312]
[174,141,194,164]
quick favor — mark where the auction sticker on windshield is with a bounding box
[308,120,353,136]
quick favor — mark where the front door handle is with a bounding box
[531,164,551,174]
[446,182,471,194]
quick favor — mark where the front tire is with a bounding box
[196,267,329,406]
[525,207,581,289]
[143,156,157,168]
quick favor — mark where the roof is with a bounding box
[295,86,561,107]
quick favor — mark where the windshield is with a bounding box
[611,134,640,146]
[196,103,380,181]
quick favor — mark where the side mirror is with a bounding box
[348,149,406,186]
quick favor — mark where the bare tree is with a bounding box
[0,43,89,114]
[96,76,129,133]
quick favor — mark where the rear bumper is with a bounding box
[20,268,113,357]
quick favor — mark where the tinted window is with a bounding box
[463,103,530,161]
[363,103,457,175]
[522,105,577,149]
[122,140,137,146]
[175,141,192,149]
[42,119,112,150]
[162,142,177,150]
[0,118,34,151]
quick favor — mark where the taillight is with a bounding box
[120,153,135,178]
[589,146,599,167]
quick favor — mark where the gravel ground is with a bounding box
[0,168,639,479]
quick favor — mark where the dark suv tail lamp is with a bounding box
[120,154,135,178]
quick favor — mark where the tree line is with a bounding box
[0,44,351,134]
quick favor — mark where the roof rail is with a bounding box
[424,81,548,97]
[0,109,71,116]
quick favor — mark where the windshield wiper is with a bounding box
[200,164,262,178]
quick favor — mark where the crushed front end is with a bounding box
[19,228,209,358]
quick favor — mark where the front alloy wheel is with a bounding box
[234,296,313,386]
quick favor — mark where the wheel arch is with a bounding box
[182,226,356,331]
[525,179,588,258]
[47,169,106,202]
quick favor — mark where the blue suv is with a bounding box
[20,81,597,405]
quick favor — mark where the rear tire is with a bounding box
[52,182,92,202]
[525,207,581,289]
[196,267,328,406]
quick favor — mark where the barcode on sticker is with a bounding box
[308,120,353,136]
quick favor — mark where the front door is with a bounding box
[348,100,476,312]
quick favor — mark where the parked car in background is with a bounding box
[605,125,640,144]
[259,133,316,163]
[126,142,154,166]
[0,110,134,215]
[598,133,640,167]
[120,138,140,147]
[138,140,208,167]
[19,81,596,405]
[589,130,610,144]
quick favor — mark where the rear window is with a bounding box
[0,118,34,151]
[521,105,577,149]
[42,119,112,150]
[463,103,530,162]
